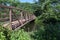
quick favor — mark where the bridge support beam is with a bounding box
[9,9,12,30]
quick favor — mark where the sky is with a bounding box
[20,0,34,3]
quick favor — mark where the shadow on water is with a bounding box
[21,20,36,32]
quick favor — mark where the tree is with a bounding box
[33,0,60,40]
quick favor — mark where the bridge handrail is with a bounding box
[0,4,24,11]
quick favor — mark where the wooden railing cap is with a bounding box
[0,4,22,11]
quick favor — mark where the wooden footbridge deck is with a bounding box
[0,5,36,30]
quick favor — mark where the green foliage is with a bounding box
[10,29,31,40]
[0,32,6,40]
[0,25,6,40]
[33,22,60,40]
[0,0,60,40]
[0,25,31,40]
[33,0,60,40]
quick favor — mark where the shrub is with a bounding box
[10,29,31,40]
[0,25,6,40]
[0,25,31,40]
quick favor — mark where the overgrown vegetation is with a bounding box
[0,0,60,40]
[0,25,31,40]
[33,0,60,40]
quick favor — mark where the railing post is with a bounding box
[25,13,28,21]
[23,12,25,19]
[9,9,12,30]
[30,14,33,20]
[28,12,31,20]
[20,11,23,24]
[28,13,31,20]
